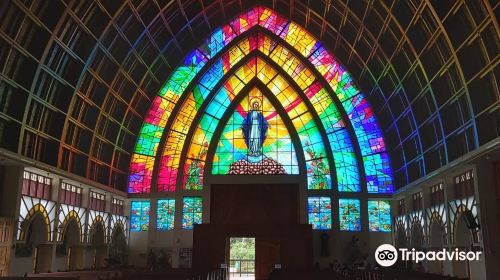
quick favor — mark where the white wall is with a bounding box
[128,232,149,267]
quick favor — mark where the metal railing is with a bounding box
[229,259,255,278]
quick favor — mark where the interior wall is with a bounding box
[128,232,149,268]
[0,161,128,276]
[192,224,313,274]
[128,225,392,270]
[474,158,499,280]
[312,230,391,268]
[9,253,33,276]
[70,246,85,270]
[393,144,500,280]
[35,244,53,273]
[52,255,66,272]
[210,184,299,225]
[0,166,22,218]
[83,247,94,269]
[128,177,393,270]
[428,222,445,274]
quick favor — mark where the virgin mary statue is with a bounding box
[241,100,268,157]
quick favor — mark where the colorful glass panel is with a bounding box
[156,43,256,192]
[157,199,175,231]
[308,197,332,230]
[128,154,154,194]
[130,201,150,232]
[339,198,361,231]
[182,197,203,229]
[129,6,393,195]
[183,58,334,189]
[212,88,298,175]
[368,200,392,232]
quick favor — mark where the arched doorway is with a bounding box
[453,214,471,278]
[409,222,423,271]
[62,219,82,270]
[410,222,423,250]
[108,226,127,266]
[26,214,51,273]
[89,223,106,268]
[396,226,407,248]
[428,221,445,274]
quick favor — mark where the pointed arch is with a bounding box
[176,59,340,190]
[19,204,51,242]
[129,6,393,194]
[87,215,105,244]
[205,82,307,178]
[110,214,128,242]
[87,211,109,244]
[58,210,83,243]
[18,197,56,242]
[57,204,86,243]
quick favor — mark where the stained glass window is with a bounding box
[182,197,203,229]
[129,6,394,195]
[212,88,299,175]
[182,59,333,189]
[343,96,393,193]
[368,200,392,232]
[157,199,175,231]
[130,201,150,232]
[18,196,57,241]
[307,197,332,230]
[339,198,361,231]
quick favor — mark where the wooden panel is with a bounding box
[210,184,299,225]
[193,183,310,276]
[192,224,312,274]
[255,237,280,280]
[0,247,6,266]
[0,218,11,276]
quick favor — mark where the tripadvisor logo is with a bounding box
[375,244,398,267]
[374,244,482,267]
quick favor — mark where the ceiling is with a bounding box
[0,0,498,190]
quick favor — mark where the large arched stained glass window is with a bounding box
[129,7,394,195]
[212,88,299,175]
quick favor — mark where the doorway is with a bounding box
[192,184,312,278]
[229,237,255,280]
[89,223,106,268]
[27,214,51,273]
[63,219,81,270]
